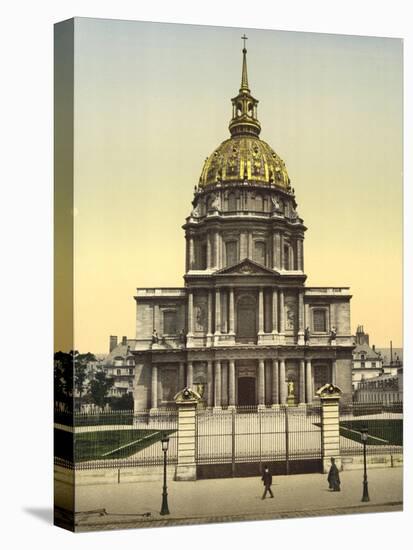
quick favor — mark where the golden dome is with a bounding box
[198,40,290,190]
[199,135,290,189]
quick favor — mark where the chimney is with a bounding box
[121,336,127,345]
[372,344,375,352]
[109,335,118,352]
[390,340,393,365]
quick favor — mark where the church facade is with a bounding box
[107,44,354,410]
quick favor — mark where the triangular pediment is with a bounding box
[215,258,279,276]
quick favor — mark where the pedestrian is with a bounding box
[261,464,274,499]
[327,457,341,491]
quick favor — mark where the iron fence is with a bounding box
[196,405,323,478]
[339,402,403,457]
[54,408,178,470]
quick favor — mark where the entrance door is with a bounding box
[237,377,256,406]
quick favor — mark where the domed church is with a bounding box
[119,42,354,410]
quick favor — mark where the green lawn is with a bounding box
[54,428,174,462]
[339,419,403,446]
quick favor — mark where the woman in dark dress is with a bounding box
[327,457,341,491]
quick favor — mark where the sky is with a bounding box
[63,18,402,352]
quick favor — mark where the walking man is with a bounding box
[261,465,274,499]
[327,457,341,491]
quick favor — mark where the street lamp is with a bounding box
[360,427,370,502]
[160,433,170,515]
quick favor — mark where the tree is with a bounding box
[74,352,97,408]
[90,370,114,410]
[54,351,74,410]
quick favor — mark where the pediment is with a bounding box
[215,259,279,276]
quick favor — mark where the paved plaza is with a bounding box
[62,466,402,531]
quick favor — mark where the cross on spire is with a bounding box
[241,34,248,51]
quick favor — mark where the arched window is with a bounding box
[228,192,236,211]
[226,240,238,266]
[253,241,266,266]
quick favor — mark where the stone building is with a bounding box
[352,325,383,390]
[104,336,135,397]
[114,44,355,411]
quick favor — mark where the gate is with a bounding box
[196,405,322,479]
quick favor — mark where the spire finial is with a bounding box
[240,34,249,91]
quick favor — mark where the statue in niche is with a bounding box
[271,195,281,212]
[210,193,221,211]
[194,304,206,331]
[285,302,296,330]
[330,326,337,341]
[287,380,295,396]
[151,329,159,344]
[304,326,310,344]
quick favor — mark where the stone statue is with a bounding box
[210,193,220,211]
[190,202,200,218]
[304,326,310,343]
[330,326,337,341]
[151,329,159,344]
[288,380,295,396]
[271,195,281,212]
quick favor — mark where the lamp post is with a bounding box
[160,433,170,515]
[361,427,370,502]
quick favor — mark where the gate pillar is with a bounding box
[317,384,342,473]
[174,387,201,481]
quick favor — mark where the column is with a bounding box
[332,360,337,385]
[258,288,264,334]
[215,289,221,334]
[279,359,287,404]
[151,364,158,410]
[229,287,235,334]
[188,290,194,336]
[186,361,193,388]
[207,290,213,336]
[221,290,228,333]
[298,290,304,332]
[280,233,284,269]
[272,288,278,333]
[271,359,279,406]
[298,289,304,344]
[258,359,265,407]
[297,238,304,271]
[179,361,185,390]
[218,233,223,269]
[215,232,219,269]
[248,232,253,260]
[240,232,248,259]
[289,246,294,271]
[214,360,222,408]
[189,237,195,269]
[221,361,228,407]
[206,233,211,268]
[299,359,306,404]
[272,233,278,269]
[304,303,310,333]
[279,289,285,333]
[306,359,312,403]
[207,360,213,407]
[228,359,236,407]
